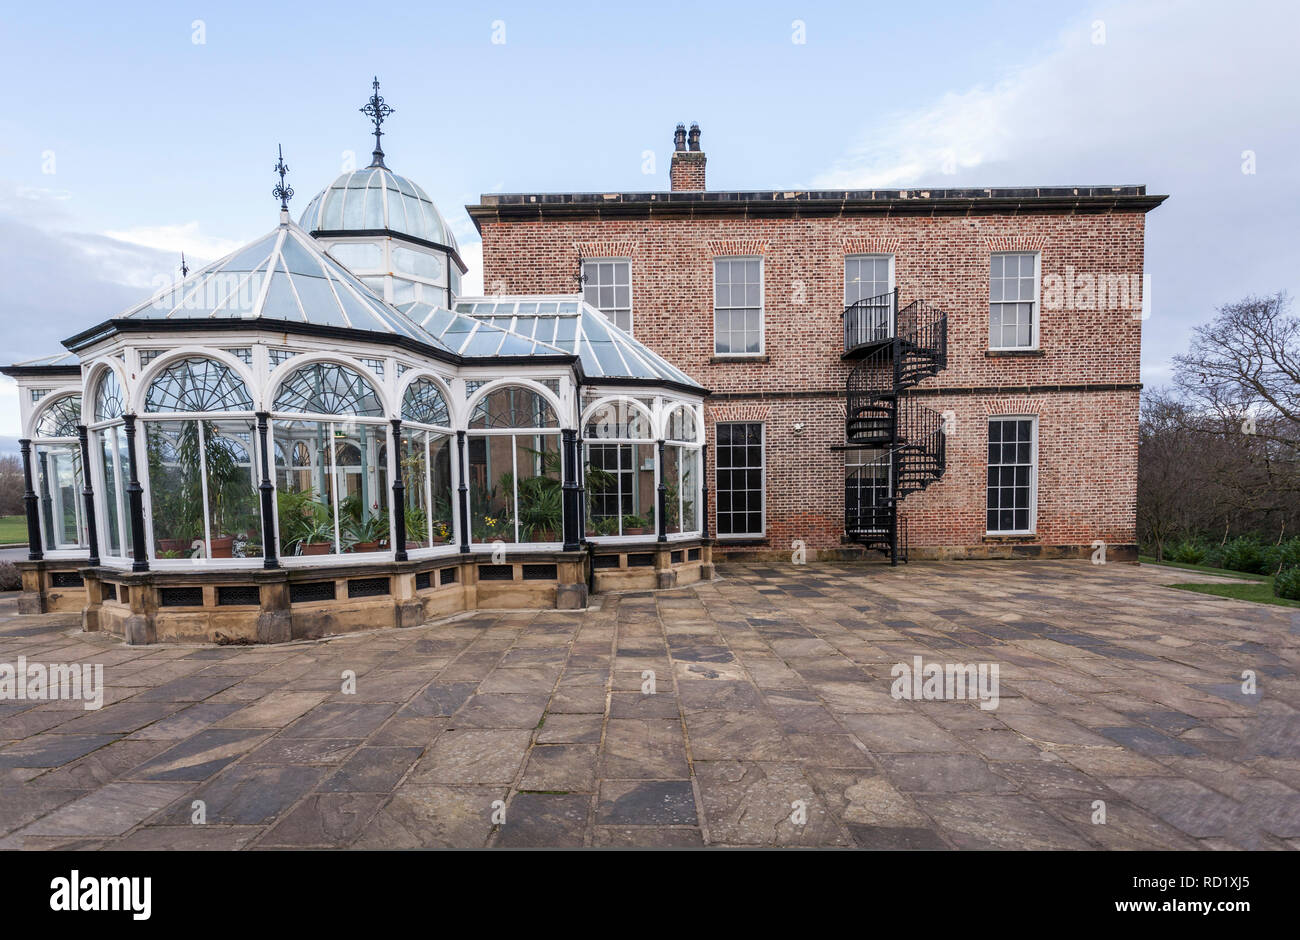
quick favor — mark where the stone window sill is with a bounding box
[985,349,1045,358]
[710,355,770,364]
[982,534,1038,542]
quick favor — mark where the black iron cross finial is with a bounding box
[361,76,394,168]
[273,144,293,210]
[576,256,588,291]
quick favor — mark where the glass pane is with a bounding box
[274,419,339,556]
[513,433,562,543]
[662,445,681,535]
[680,446,698,534]
[146,420,204,558]
[205,419,261,558]
[469,385,558,429]
[468,434,514,544]
[99,431,120,555]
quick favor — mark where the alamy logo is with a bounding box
[50,871,151,920]
[890,656,1000,710]
[0,657,104,710]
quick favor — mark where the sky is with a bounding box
[1,0,1297,449]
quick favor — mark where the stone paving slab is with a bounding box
[0,559,1297,848]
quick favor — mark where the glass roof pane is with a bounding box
[558,302,579,313]
[534,318,557,343]
[279,234,324,275]
[583,312,611,343]
[222,237,273,272]
[260,272,303,322]
[363,187,384,228]
[537,302,558,314]
[462,330,504,356]
[291,274,339,322]
[516,302,537,314]
[495,333,540,356]
[555,317,578,345]
[342,187,365,228]
[587,340,626,376]
[322,188,345,229]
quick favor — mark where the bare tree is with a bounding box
[0,454,24,517]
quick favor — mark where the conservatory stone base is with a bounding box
[15,559,90,616]
[49,539,713,645]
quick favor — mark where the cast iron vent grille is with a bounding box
[687,548,701,561]
[439,567,458,585]
[217,585,260,606]
[415,571,432,591]
[106,583,119,602]
[478,564,513,581]
[117,585,129,604]
[593,554,620,569]
[522,564,557,581]
[160,587,203,607]
[628,553,654,567]
[348,577,390,598]
[290,581,336,604]
[51,571,84,588]
[670,551,683,564]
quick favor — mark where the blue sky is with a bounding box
[2,0,1297,444]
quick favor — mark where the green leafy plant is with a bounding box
[339,493,389,549]
[1222,536,1266,574]
[276,486,331,554]
[1274,565,1300,600]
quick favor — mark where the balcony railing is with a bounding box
[843,289,897,356]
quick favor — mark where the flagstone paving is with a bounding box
[0,560,1298,849]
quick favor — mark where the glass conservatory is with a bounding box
[2,83,711,642]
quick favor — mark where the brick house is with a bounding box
[468,123,1166,563]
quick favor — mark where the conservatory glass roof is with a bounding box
[300,167,458,252]
[451,296,702,389]
[11,352,80,369]
[118,220,451,350]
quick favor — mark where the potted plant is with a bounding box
[622,513,649,536]
[276,486,332,555]
[404,505,428,548]
[341,495,389,552]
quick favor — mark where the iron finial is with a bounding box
[272,144,294,210]
[361,76,395,168]
[180,252,189,277]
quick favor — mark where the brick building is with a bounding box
[468,123,1166,562]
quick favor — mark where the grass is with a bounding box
[1138,555,1266,580]
[0,515,26,545]
[1141,555,1300,608]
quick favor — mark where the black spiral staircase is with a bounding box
[840,289,949,564]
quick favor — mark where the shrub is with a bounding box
[1201,543,1226,570]
[1262,537,1300,574]
[1274,565,1300,600]
[1168,539,1207,564]
[1221,536,1267,574]
[0,561,20,592]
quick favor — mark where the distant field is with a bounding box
[0,515,26,544]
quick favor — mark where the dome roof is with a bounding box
[300,166,458,252]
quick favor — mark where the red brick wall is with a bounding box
[479,211,1145,557]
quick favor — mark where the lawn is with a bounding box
[1141,556,1300,608]
[0,515,26,545]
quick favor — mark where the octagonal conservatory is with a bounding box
[4,135,709,645]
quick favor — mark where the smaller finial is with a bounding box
[273,144,294,211]
[360,76,395,168]
[180,252,189,277]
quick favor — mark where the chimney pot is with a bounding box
[673,123,687,152]
[688,123,701,151]
[670,123,706,192]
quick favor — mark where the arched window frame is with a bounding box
[464,380,565,547]
[85,362,133,565]
[30,390,89,554]
[396,372,459,555]
[267,355,394,564]
[580,395,657,540]
[661,401,705,540]
[137,352,261,567]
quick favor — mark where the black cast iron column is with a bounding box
[255,412,278,569]
[561,427,580,551]
[456,430,470,553]
[700,441,709,540]
[390,419,408,562]
[18,439,42,561]
[656,439,667,543]
[122,415,149,572]
[77,425,100,566]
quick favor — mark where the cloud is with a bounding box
[102,221,244,267]
[812,0,1300,383]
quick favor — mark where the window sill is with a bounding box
[985,349,1044,358]
[982,533,1038,542]
[714,536,767,545]
[710,355,769,364]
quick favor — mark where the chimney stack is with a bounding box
[670,122,706,191]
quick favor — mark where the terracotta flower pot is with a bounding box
[301,541,331,556]
[624,527,647,536]
[209,536,234,558]
[349,541,381,553]
[158,538,191,554]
